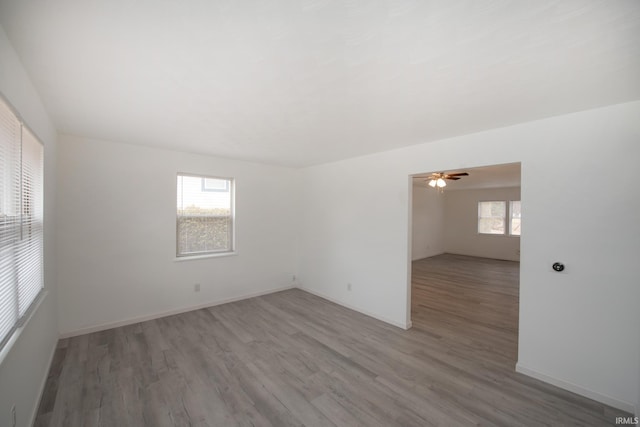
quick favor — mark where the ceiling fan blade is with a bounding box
[446,177,461,180]
[446,172,469,177]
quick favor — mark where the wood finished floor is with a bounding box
[36,254,629,426]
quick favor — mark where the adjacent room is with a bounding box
[0,1,639,426]
[410,164,524,417]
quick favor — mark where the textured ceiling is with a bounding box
[1,1,639,167]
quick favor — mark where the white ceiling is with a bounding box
[1,1,639,167]
[412,162,521,191]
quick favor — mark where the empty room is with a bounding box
[1,1,639,426]
[410,164,523,416]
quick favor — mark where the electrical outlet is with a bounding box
[11,405,16,427]
[347,283,352,291]
[194,283,200,292]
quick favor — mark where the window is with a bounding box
[478,201,506,234]
[509,200,521,236]
[478,200,521,236]
[177,174,234,257]
[0,97,44,350]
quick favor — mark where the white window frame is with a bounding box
[176,173,235,259]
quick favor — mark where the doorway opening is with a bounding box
[408,162,521,368]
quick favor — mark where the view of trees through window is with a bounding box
[478,200,521,236]
[177,174,233,256]
[478,201,506,234]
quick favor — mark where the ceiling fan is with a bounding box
[417,172,469,190]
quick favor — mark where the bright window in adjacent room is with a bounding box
[478,200,521,236]
[0,97,44,350]
[176,174,234,257]
[509,200,522,236]
[478,201,506,234]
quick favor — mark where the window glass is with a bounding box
[510,201,521,236]
[177,174,234,256]
[478,201,506,234]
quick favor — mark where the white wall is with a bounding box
[444,187,521,261]
[56,135,300,336]
[411,184,445,260]
[298,101,640,413]
[0,26,59,427]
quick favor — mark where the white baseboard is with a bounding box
[297,286,411,330]
[59,285,295,339]
[411,251,445,261]
[28,333,58,427]
[515,362,635,414]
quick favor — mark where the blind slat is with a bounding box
[0,98,44,348]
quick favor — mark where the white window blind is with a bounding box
[0,97,44,350]
[177,174,234,257]
[17,127,44,315]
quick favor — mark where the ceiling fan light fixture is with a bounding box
[422,171,468,192]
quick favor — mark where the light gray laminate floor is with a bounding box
[35,254,630,426]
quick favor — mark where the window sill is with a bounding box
[174,251,237,262]
[0,290,47,366]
